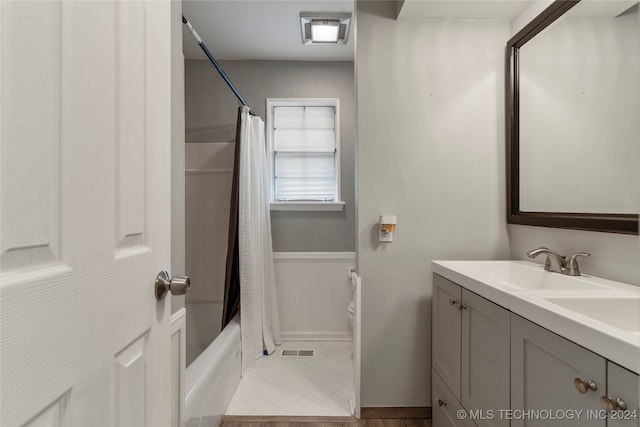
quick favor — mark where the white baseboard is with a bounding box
[273,252,356,261]
[281,331,353,342]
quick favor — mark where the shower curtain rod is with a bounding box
[182,15,256,116]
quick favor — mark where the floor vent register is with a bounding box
[280,349,315,357]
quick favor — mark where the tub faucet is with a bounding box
[526,247,590,276]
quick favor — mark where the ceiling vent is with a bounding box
[300,13,351,45]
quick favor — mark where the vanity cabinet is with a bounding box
[511,313,606,427]
[606,362,639,427]
[432,274,510,427]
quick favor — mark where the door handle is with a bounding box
[155,270,190,300]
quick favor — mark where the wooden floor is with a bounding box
[220,416,432,427]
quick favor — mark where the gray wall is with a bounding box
[356,1,510,407]
[185,59,356,252]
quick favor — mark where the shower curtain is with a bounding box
[222,108,242,329]
[234,105,281,375]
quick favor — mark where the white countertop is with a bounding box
[432,260,640,374]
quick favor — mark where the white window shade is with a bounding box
[274,106,335,129]
[271,104,338,202]
[274,129,335,151]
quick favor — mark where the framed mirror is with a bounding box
[506,0,639,234]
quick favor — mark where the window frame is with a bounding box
[266,98,344,212]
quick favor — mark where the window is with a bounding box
[266,99,344,211]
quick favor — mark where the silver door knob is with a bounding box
[600,395,627,411]
[155,270,190,300]
[574,378,597,393]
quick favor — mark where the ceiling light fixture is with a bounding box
[300,13,351,45]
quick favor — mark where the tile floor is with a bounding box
[226,341,354,416]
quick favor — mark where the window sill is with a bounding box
[270,201,345,212]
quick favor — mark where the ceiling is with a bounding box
[396,0,530,21]
[182,1,355,61]
[184,1,632,61]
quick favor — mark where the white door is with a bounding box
[1,1,173,426]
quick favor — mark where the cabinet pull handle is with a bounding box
[458,303,468,310]
[574,378,597,393]
[449,298,457,306]
[438,399,447,407]
[600,396,627,411]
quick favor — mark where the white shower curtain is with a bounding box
[238,106,281,375]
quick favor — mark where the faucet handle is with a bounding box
[567,253,590,276]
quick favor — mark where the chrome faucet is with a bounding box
[526,247,590,276]
[527,247,567,273]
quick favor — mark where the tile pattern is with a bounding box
[226,341,354,416]
[185,171,232,303]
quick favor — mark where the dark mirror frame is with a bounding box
[506,0,639,235]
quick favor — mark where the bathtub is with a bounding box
[185,308,241,427]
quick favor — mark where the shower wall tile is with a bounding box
[185,143,234,304]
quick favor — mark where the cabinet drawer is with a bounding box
[433,369,477,427]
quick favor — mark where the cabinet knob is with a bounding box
[600,395,627,411]
[574,378,597,393]
[438,399,447,407]
[448,298,466,310]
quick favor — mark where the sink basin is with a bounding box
[442,261,611,291]
[544,297,640,333]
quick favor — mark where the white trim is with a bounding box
[270,201,345,212]
[281,331,353,341]
[170,307,186,334]
[170,308,186,427]
[185,168,232,175]
[273,251,356,260]
[266,98,341,204]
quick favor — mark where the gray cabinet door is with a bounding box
[433,274,463,400]
[606,362,639,427]
[461,289,510,427]
[511,314,606,427]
